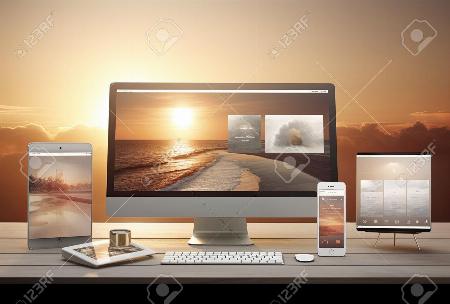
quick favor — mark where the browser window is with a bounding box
[112,89,333,195]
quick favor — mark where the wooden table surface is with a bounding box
[1,222,449,284]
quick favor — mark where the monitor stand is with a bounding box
[188,217,254,246]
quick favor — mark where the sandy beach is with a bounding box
[29,193,91,239]
[164,151,318,191]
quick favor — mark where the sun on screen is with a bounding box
[171,107,194,129]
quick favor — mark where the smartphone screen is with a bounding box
[28,150,92,239]
[318,189,345,248]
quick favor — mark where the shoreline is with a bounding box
[29,192,92,204]
[161,150,318,191]
[233,169,260,191]
[161,153,224,191]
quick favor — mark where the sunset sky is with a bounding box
[1,0,449,135]
[319,197,345,233]
[0,0,449,222]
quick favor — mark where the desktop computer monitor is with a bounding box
[107,83,337,245]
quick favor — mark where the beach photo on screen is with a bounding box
[113,92,332,192]
[28,156,92,239]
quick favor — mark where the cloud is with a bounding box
[0,124,108,222]
[338,122,450,221]
[0,124,50,155]
[410,111,450,127]
[273,118,323,148]
[54,124,107,144]
[275,120,310,146]
[0,104,34,114]
[0,123,107,156]
[1,121,449,222]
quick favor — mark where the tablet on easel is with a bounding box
[356,152,432,234]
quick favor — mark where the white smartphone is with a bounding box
[27,142,92,249]
[317,182,346,256]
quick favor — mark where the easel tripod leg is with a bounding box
[374,233,381,247]
[413,234,421,251]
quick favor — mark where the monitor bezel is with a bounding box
[107,83,337,198]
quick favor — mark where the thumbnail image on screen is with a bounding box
[113,91,333,193]
[28,153,92,239]
[319,195,345,248]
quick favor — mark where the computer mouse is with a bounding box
[295,254,315,262]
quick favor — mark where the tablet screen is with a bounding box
[73,242,143,261]
[28,150,92,239]
[356,154,431,230]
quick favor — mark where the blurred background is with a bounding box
[0,0,449,222]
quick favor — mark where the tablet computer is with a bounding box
[356,152,432,233]
[62,240,155,268]
[27,142,92,249]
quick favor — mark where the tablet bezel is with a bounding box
[27,142,93,249]
[355,152,432,233]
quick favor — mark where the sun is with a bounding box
[171,107,194,128]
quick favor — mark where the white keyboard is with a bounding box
[161,251,284,265]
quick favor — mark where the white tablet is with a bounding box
[62,240,155,268]
[356,153,432,233]
[27,142,92,249]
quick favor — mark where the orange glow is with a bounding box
[171,107,194,129]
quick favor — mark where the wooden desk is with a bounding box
[1,222,449,284]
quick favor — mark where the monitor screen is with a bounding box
[356,153,431,230]
[108,84,336,197]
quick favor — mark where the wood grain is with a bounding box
[1,222,450,283]
[2,222,449,239]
